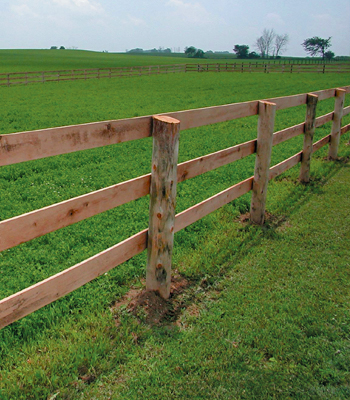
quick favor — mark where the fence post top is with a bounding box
[153,115,181,125]
[336,88,347,94]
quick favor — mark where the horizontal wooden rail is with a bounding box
[0,175,151,252]
[174,177,254,232]
[0,84,349,329]
[343,105,350,117]
[2,86,349,168]
[0,139,258,252]
[269,152,302,180]
[0,229,148,330]
[315,112,334,128]
[272,123,304,145]
[341,123,350,136]
[312,135,331,152]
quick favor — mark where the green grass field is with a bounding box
[0,52,350,398]
[0,49,207,73]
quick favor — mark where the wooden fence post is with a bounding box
[328,88,346,160]
[146,115,180,299]
[250,101,276,225]
[299,94,318,182]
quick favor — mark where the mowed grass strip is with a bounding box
[0,71,349,398]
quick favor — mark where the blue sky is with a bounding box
[1,0,349,56]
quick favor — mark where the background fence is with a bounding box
[0,85,349,329]
[1,62,350,87]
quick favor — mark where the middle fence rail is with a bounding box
[0,85,350,329]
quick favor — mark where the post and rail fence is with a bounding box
[1,62,350,87]
[0,85,349,329]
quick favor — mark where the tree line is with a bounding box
[233,29,335,60]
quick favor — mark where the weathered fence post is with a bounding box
[146,115,180,299]
[299,94,318,182]
[250,101,276,225]
[328,88,346,160]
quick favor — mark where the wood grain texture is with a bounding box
[341,123,350,136]
[250,101,276,225]
[329,89,346,160]
[0,229,148,330]
[300,94,318,182]
[315,112,334,128]
[272,123,304,146]
[174,177,254,232]
[269,152,302,181]
[342,105,350,117]
[146,116,180,299]
[0,117,152,167]
[0,175,150,252]
[312,135,331,153]
[177,139,256,182]
[167,101,259,131]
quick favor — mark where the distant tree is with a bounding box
[302,36,332,59]
[233,44,249,59]
[50,46,58,50]
[128,48,144,53]
[248,51,260,59]
[274,34,289,57]
[59,46,65,50]
[324,50,335,60]
[194,49,205,58]
[255,29,276,58]
[185,46,204,58]
[184,46,197,57]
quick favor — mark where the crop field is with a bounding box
[0,63,350,398]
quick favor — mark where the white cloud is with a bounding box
[11,4,39,18]
[166,0,212,25]
[265,12,285,27]
[122,15,147,27]
[311,13,332,23]
[52,0,104,15]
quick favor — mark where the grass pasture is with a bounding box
[0,67,350,399]
[0,50,202,74]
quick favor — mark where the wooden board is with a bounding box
[312,135,331,152]
[0,175,150,252]
[0,229,148,329]
[272,123,304,146]
[167,101,259,131]
[0,116,152,167]
[269,152,302,180]
[177,139,256,182]
[342,105,350,117]
[266,94,306,110]
[315,112,334,128]
[174,177,254,232]
[341,123,350,136]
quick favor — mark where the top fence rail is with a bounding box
[1,62,350,87]
[2,86,349,168]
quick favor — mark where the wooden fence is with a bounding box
[0,85,349,329]
[1,62,350,87]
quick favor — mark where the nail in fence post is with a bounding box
[146,115,180,299]
[299,94,318,183]
[328,88,346,160]
[250,101,276,225]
